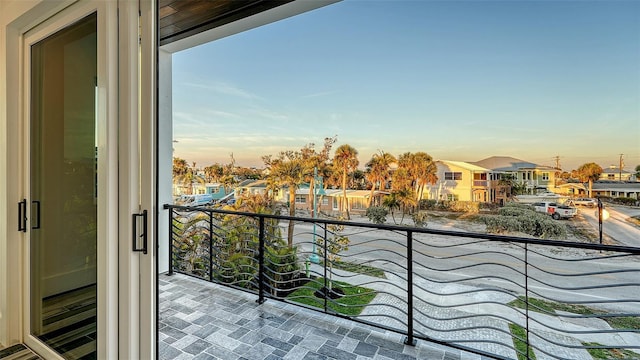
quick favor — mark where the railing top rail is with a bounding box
[163,203,640,255]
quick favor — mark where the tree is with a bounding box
[315,220,349,291]
[263,151,309,247]
[396,152,437,202]
[365,151,396,207]
[332,144,359,220]
[635,165,640,179]
[172,157,202,194]
[577,162,603,197]
[382,193,401,225]
[300,136,337,212]
[203,163,224,183]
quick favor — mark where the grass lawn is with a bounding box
[327,260,386,279]
[508,296,640,330]
[583,342,640,359]
[509,323,536,360]
[286,278,377,316]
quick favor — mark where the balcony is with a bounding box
[162,204,640,360]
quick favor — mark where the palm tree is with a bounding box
[263,151,308,247]
[333,144,359,220]
[382,193,400,224]
[577,162,603,198]
[397,152,437,202]
[203,163,224,183]
[172,157,203,194]
[411,152,438,201]
[365,151,396,207]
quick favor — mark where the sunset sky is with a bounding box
[171,0,640,172]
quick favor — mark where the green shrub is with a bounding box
[418,199,480,213]
[481,204,567,239]
[411,211,429,227]
[366,206,388,224]
[610,197,637,206]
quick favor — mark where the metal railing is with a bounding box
[164,204,640,360]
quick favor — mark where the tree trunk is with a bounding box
[287,187,296,247]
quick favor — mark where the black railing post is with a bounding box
[209,211,214,283]
[524,243,530,359]
[323,225,328,313]
[257,216,266,304]
[168,207,174,276]
[405,230,416,346]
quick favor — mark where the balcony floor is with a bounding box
[159,273,484,360]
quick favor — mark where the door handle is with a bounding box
[132,210,148,254]
[18,199,27,232]
[32,200,41,229]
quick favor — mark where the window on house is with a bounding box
[209,187,220,194]
[445,172,462,180]
[295,195,306,204]
[542,173,549,181]
[446,194,459,201]
[351,198,367,210]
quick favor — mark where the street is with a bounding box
[578,204,640,247]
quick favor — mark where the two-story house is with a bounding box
[425,160,492,203]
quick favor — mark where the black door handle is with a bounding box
[18,199,27,232]
[132,210,148,254]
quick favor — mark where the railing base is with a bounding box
[404,336,416,346]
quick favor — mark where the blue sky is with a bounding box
[172,0,640,172]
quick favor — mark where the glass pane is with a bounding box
[30,13,98,359]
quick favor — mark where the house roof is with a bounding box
[602,167,631,175]
[592,182,640,191]
[471,156,555,172]
[438,160,490,172]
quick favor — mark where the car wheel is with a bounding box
[552,213,560,220]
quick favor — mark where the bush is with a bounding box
[411,211,429,227]
[609,197,638,206]
[417,199,480,213]
[366,206,388,224]
[481,204,567,239]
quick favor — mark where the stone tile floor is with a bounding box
[159,273,487,360]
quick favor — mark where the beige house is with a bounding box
[426,160,492,202]
[599,166,633,181]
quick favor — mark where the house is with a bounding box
[235,179,295,204]
[191,182,231,202]
[425,160,492,203]
[591,182,640,200]
[473,156,558,191]
[294,188,389,216]
[599,166,633,181]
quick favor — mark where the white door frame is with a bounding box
[1,0,155,358]
[118,0,156,358]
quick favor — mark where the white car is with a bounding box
[570,198,597,207]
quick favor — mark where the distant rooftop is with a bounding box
[471,156,556,172]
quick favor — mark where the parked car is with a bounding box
[568,198,597,207]
[531,201,578,220]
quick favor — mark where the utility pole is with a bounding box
[553,155,561,170]
[619,154,624,181]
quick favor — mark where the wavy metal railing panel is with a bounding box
[165,204,640,360]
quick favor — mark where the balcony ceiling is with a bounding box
[159,0,294,46]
